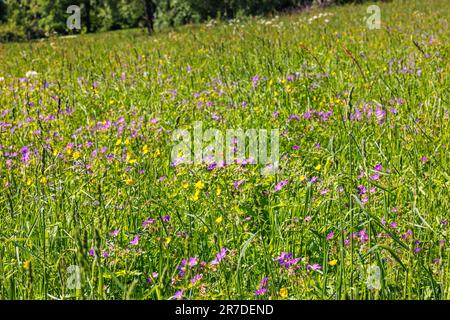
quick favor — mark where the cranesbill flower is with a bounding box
[177,260,187,277]
[233,180,245,189]
[130,235,140,245]
[274,179,289,192]
[255,277,269,296]
[401,230,412,240]
[210,248,228,265]
[251,75,261,87]
[173,290,184,300]
[326,232,334,240]
[142,218,156,227]
[358,185,367,195]
[110,229,120,237]
[307,264,322,271]
[353,229,369,243]
[188,256,198,268]
[255,288,267,296]
[433,258,441,264]
[275,252,301,268]
[287,114,300,122]
[190,274,203,285]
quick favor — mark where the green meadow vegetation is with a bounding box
[0,0,449,300]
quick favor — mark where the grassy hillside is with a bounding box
[0,0,449,299]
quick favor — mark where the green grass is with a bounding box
[0,0,449,300]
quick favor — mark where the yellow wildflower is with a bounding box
[329,259,338,266]
[23,260,31,270]
[195,180,205,189]
[192,189,200,201]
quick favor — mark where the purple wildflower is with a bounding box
[173,290,184,300]
[255,277,269,296]
[233,180,245,189]
[130,235,140,245]
[190,274,203,285]
[109,229,120,237]
[210,248,228,265]
[275,252,301,268]
[188,256,198,268]
[306,264,322,271]
[326,232,334,240]
[142,218,156,227]
[274,179,289,192]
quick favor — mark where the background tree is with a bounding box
[0,0,379,42]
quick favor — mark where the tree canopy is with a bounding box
[0,0,368,41]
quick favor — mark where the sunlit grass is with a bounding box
[0,0,449,300]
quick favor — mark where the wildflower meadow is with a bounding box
[0,0,449,301]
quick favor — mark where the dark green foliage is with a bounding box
[0,0,7,22]
[0,0,372,41]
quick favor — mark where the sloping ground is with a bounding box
[0,0,449,299]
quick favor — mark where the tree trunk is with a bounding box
[85,0,91,33]
[142,0,156,34]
